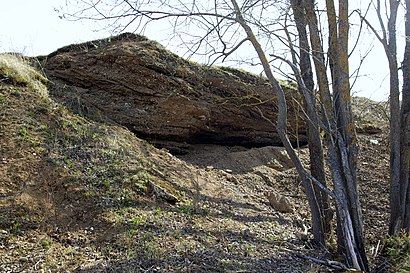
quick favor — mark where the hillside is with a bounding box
[0,49,393,272]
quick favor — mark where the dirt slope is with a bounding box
[0,53,391,272]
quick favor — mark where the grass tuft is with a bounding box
[0,53,48,96]
[385,231,410,272]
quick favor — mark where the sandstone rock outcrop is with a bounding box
[42,33,306,153]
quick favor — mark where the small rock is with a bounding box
[243,229,251,237]
[369,139,379,145]
[226,174,239,184]
[206,166,214,171]
[146,181,179,205]
[27,180,36,186]
[266,159,284,171]
[264,191,294,213]
[19,257,29,263]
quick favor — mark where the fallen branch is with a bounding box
[281,248,352,271]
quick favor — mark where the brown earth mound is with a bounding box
[41,33,306,153]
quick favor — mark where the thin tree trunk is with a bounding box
[304,0,333,117]
[328,143,361,269]
[400,0,410,233]
[386,0,402,236]
[290,0,331,242]
[304,0,368,269]
[337,2,367,268]
[325,0,340,105]
[230,0,332,248]
[362,0,404,236]
[232,0,367,269]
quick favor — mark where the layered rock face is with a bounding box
[43,33,306,153]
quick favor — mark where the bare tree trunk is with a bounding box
[384,0,403,236]
[359,0,407,236]
[290,0,331,244]
[337,1,367,268]
[232,0,368,269]
[304,0,333,116]
[325,0,347,256]
[230,0,334,250]
[400,0,410,233]
[303,0,368,269]
[328,143,362,269]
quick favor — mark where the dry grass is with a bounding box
[0,54,48,96]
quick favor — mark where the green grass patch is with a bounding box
[385,231,410,272]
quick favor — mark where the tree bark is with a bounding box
[231,0,334,250]
[231,0,368,270]
[400,0,410,233]
[337,1,367,269]
[304,0,333,118]
[290,0,331,243]
[361,0,407,236]
[385,0,403,236]
[304,0,368,269]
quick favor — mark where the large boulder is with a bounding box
[42,33,306,153]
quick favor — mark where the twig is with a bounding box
[34,259,43,270]
[374,240,381,258]
[281,248,352,271]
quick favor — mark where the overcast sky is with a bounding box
[0,0,401,101]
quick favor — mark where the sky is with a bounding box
[0,0,111,55]
[0,0,400,101]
